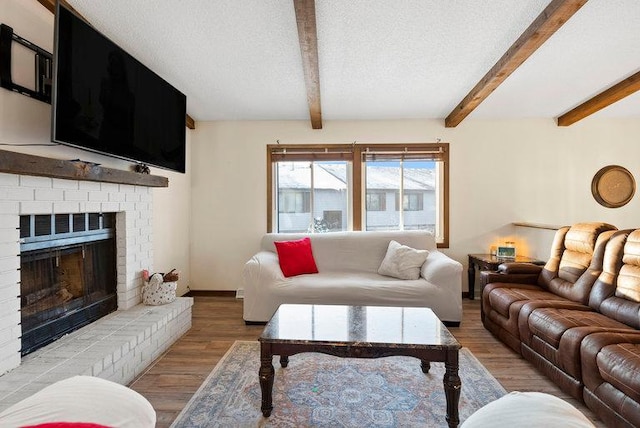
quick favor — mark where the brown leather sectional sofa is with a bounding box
[481,222,640,428]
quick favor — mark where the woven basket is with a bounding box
[163,269,179,282]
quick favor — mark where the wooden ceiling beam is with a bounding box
[294,0,322,130]
[37,0,55,14]
[557,71,640,126]
[185,114,195,129]
[35,0,196,130]
[445,0,587,128]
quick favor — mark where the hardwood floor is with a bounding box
[129,296,604,427]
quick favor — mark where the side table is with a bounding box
[467,254,545,300]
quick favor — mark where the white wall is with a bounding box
[4,1,640,297]
[152,137,191,296]
[0,0,192,295]
[189,119,640,292]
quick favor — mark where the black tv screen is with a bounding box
[52,3,186,173]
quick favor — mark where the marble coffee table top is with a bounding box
[260,304,460,350]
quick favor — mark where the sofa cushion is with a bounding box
[377,240,429,280]
[540,223,616,304]
[616,263,640,302]
[524,307,636,386]
[528,308,631,349]
[274,237,318,277]
[489,288,567,319]
[482,286,577,353]
[558,223,606,282]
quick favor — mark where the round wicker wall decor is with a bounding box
[591,165,636,208]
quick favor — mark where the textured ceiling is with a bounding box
[65,0,640,124]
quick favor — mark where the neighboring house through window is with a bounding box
[396,191,424,211]
[278,190,310,213]
[267,143,449,247]
[366,192,386,211]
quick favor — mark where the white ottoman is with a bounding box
[461,391,595,428]
[0,376,156,428]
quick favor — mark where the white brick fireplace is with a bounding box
[0,171,169,375]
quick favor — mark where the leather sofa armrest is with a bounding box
[581,331,640,390]
[480,270,540,288]
[498,262,543,275]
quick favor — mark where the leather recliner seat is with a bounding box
[481,222,617,353]
[520,229,636,400]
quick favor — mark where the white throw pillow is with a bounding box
[378,240,429,280]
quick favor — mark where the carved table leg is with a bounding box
[259,347,275,417]
[443,351,461,427]
[280,355,289,367]
[421,360,431,373]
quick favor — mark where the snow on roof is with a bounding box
[277,163,345,190]
[277,163,435,191]
[365,167,435,190]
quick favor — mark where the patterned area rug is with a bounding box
[171,341,506,427]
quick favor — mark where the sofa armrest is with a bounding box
[581,331,640,391]
[243,251,285,288]
[498,262,544,275]
[0,376,156,428]
[480,270,540,288]
[461,391,595,428]
[242,251,288,321]
[420,251,463,290]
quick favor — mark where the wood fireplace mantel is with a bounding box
[0,149,169,187]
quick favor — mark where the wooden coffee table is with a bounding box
[258,304,462,427]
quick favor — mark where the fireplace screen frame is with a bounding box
[19,213,117,356]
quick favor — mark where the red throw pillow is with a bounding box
[274,237,319,277]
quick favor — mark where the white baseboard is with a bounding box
[235,288,244,299]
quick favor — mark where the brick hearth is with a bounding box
[0,171,191,394]
[0,297,192,411]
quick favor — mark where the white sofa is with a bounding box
[0,376,156,428]
[461,392,595,427]
[242,230,463,324]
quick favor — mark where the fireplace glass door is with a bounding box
[20,213,117,356]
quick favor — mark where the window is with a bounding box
[273,159,348,233]
[366,192,386,211]
[323,210,343,231]
[405,192,424,211]
[267,143,449,247]
[395,192,424,211]
[365,160,432,231]
[278,190,310,213]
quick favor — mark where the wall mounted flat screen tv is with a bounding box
[52,3,186,173]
